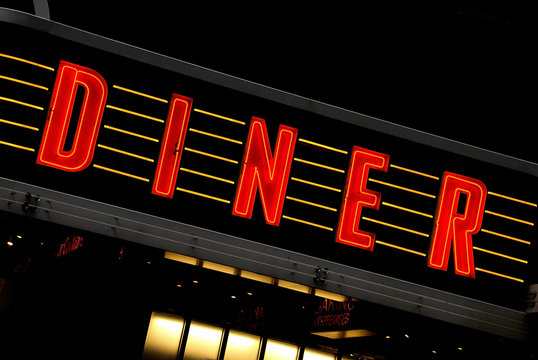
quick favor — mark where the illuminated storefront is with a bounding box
[0,6,536,359]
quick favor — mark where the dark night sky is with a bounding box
[2,0,536,162]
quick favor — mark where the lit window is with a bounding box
[223,330,261,360]
[183,321,224,360]
[303,348,336,360]
[143,312,184,360]
[263,339,299,360]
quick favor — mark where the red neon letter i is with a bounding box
[152,94,193,198]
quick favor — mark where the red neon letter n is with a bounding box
[336,146,389,251]
[232,117,297,226]
[428,172,487,278]
[37,61,107,171]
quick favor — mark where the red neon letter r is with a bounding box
[428,172,487,278]
[37,61,107,171]
[232,117,297,226]
[336,146,389,251]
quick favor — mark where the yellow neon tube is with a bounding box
[475,267,524,283]
[176,187,230,204]
[106,105,164,123]
[112,85,168,103]
[194,108,245,125]
[369,178,436,199]
[0,75,49,91]
[389,164,439,180]
[97,144,154,162]
[0,140,35,152]
[298,138,348,154]
[180,167,235,184]
[488,192,537,207]
[281,215,334,231]
[103,125,159,142]
[363,217,430,237]
[0,96,44,110]
[0,53,55,71]
[472,246,528,264]
[375,240,427,257]
[93,164,150,182]
[184,147,239,164]
[285,196,337,212]
[0,118,39,131]
[290,177,341,192]
[189,128,243,144]
[382,202,433,218]
[480,229,531,245]
[484,210,534,226]
[293,157,345,173]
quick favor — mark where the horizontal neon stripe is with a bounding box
[282,215,333,231]
[194,108,245,125]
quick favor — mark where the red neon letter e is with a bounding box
[152,94,193,198]
[336,146,389,251]
[232,117,297,226]
[37,61,107,171]
[428,172,487,278]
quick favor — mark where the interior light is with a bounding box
[222,330,261,360]
[303,348,337,360]
[6,241,14,247]
[263,339,299,360]
[142,312,185,360]
[16,235,22,239]
[404,334,410,339]
[182,321,224,360]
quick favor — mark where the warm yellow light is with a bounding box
[143,312,184,360]
[389,164,439,180]
[182,321,224,360]
[0,118,39,131]
[263,339,299,360]
[369,178,436,199]
[472,246,528,264]
[164,251,199,265]
[189,128,243,144]
[176,187,230,204]
[223,330,261,360]
[0,53,55,71]
[240,270,274,284]
[0,140,35,152]
[194,108,245,125]
[313,289,347,302]
[180,167,235,184]
[112,85,168,103]
[302,348,336,360]
[103,125,160,142]
[475,267,524,283]
[285,196,337,212]
[184,147,239,164]
[106,105,164,123]
[311,330,376,340]
[0,74,49,90]
[277,279,311,294]
[298,138,348,154]
[97,144,154,162]
[93,164,150,182]
[0,96,44,110]
[281,215,334,231]
[293,157,345,173]
[480,229,530,245]
[488,192,537,207]
[290,177,341,192]
[484,210,534,226]
[375,240,427,257]
[202,260,237,275]
[363,217,430,237]
[381,202,433,218]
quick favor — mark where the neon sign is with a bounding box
[0,22,535,308]
[25,60,517,280]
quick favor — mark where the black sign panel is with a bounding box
[0,17,536,310]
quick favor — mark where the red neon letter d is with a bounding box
[37,61,108,171]
[428,172,487,278]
